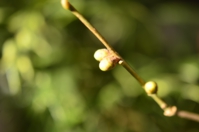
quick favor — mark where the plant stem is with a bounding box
[61,0,199,122]
[62,0,114,51]
[61,0,146,86]
[177,110,199,122]
[61,0,167,110]
[150,94,167,109]
[119,60,145,86]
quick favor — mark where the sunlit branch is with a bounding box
[61,0,199,123]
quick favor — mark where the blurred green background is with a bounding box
[0,0,199,132]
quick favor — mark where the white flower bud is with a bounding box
[99,57,115,71]
[94,49,109,61]
[61,0,70,9]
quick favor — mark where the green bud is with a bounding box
[144,81,158,95]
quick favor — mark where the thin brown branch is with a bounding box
[177,110,199,122]
[61,0,199,123]
[119,60,145,86]
[61,0,114,51]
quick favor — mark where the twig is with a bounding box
[177,110,199,122]
[61,0,199,123]
[61,0,145,86]
[118,60,145,85]
[61,0,114,51]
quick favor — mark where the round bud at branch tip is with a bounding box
[61,0,70,9]
[144,81,158,95]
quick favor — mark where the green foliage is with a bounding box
[0,0,199,132]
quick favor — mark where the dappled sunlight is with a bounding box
[97,82,122,110]
[182,84,199,103]
[0,0,198,131]
[179,62,199,84]
[113,66,143,97]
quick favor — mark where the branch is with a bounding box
[60,0,199,123]
[177,110,199,122]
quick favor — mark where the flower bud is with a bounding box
[61,0,70,9]
[99,57,115,71]
[144,81,158,95]
[94,49,109,61]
